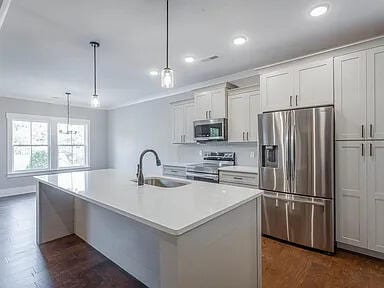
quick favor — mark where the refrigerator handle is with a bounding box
[285,114,290,184]
[291,112,296,192]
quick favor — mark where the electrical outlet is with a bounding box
[199,150,203,156]
[250,151,255,159]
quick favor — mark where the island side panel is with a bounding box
[74,198,168,288]
[171,198,260,288]
[36,182,75,244]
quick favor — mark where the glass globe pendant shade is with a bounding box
[161,68,174,89]
[91,94,100,108]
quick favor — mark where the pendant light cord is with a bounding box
[93,44,97,96]
[65,92,71,132]
[166,0,169,68]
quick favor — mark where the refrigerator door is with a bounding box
[262,191,289,241]
[291,106,334,199]
[258,111,290,193]
[287,194,335,253]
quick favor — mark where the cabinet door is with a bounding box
[228,94,248,142]
[210,89,227,118]
[194,92,211,120]
[183,102,195,143]
[260,69,294,112]
[367,141,384,253]
[294,58,334,108]
[336,141,367,248]
[172,105,184,143]
[248,91,260,142]
[367,46,384,140]
[334,51,367,140]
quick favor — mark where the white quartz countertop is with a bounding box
[35,169,262,236]
[219,166,259,174]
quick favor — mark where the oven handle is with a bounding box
[186,172,218,181]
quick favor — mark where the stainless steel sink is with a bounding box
[132,177,189,188]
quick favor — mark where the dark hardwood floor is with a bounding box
[0,193,383,287]
[0,193,146,288]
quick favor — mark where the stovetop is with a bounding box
[186,163,233,174]
[186,152,236,175]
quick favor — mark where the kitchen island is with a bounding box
[35,169,262,288]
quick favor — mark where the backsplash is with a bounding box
[176,142,258,166]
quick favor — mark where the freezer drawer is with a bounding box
[262,192,289,241]
[262,191,335,253]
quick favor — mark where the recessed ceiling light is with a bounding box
[184,56,195,63]
[233,36,248,46]
[149,70,159,76]
[310,5,329,17]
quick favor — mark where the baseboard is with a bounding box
[0,185,36,198]
[337,242,384,260]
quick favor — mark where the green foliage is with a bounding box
[28,150,48,169]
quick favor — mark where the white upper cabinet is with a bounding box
[183,102,196,143]
[228,87,260,143]
[335,51,367,140]
[248,92,260,142]
[335,46,384,141]
[228,94,248,142]
[260,58,333,112]
[194,92,211,120]
[260,69,294,112]
[294,58,334,108]
[367,46,384,140]
[194,83,236,120]
[367,141,384,253]
[336,141,367,248]
[172,100,195,144]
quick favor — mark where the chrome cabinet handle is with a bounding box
[242,132,245,141]
[361,143,364,157]
[246,132,249,141]
[290,96,293,107]
[209,110,212,118]
[370,143,373,157]
[362,125,365,138]
[295,95,298,106]
[233,176,243,180]
[370,124,373,138]
[205,111,208,119]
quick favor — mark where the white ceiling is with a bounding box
[1,0,384,109]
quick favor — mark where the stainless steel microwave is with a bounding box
[193,118,227,142]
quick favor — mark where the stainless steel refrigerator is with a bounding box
[258,106,335,253]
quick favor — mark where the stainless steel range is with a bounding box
[186,152,235,183]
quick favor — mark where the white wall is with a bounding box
[107,85,259,177]
[0,97,108,193]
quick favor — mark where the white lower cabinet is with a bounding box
[336,141,367,247]
[367,141,384,253]
[336,141,384,253]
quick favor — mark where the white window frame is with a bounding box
[6,113,90,177]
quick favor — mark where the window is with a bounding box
[7,113,90,176]
[57,123,86,168]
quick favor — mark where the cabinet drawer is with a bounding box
[219,171,258,187]
[163,166,187,179]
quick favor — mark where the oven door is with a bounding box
[186,172,218,183]
[194,118,227,142]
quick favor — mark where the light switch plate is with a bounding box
[250,151,255,159]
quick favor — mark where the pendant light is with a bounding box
[59,92,77,135]
[90,41,101,107]
[161,0,174,88]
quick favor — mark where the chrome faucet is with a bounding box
[137,149,162,186]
